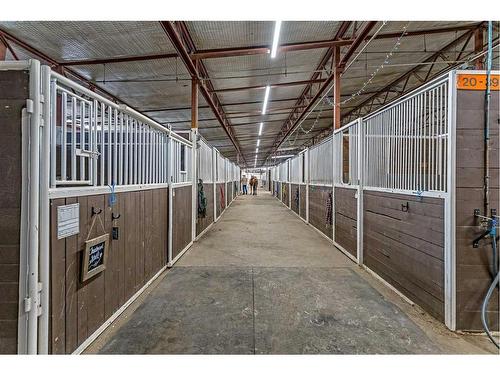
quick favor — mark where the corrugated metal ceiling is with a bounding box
[0,20,490,165]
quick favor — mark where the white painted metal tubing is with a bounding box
[0,61,31,70]
[356,118,364,265]
[38,65,51,354]
[27,59,41,354]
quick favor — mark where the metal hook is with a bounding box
[112,213,121,221]
[401,202,409,212]
[91,207,102,216]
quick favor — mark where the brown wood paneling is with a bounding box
[363,190,445,321]
[455,89,499,331]
[281,183,289,206]
[226,182,231,204]
[49,188,168,353]
[0,70,29,354]
[216,182,225,217]
[299,185,306,220]
[196,183,214,236]
[334,187,357,258]
[172,185,193,259]
[308,185,333,239]
[290,183,300,215]
[50,198,66,354]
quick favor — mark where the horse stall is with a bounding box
[308,137,334,240]
[0,60,230,354]
[279,161,289,206]
[271,70,499,333]
[214,151,226,220]
[196,138,214,238]
[289,153,305,218]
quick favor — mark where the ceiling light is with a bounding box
[270,21,282,58]
[257,139,260,147]
[256,148,259,153]
[258,122,263,136]
[262,86,270,114]
[271,154,295,159]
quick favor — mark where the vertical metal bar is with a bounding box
[82,101,86,182]
[92,100,97,185]
[124,115,129,185]
[138,122,142,184]
[61,91,67,181]
[107,106,112,185]
[118,112,123,185]
[141,123,145,184]
[134,120,138,184]
[50,79,57,187]
[71,96,77,181]
[113,109,118,185]
[100,102,105,186]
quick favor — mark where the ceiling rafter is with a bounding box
[265,21,379,164]
[160,21,246,165]
[306,25,490,146]
[53,24,482,67]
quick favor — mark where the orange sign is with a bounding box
[457,73,499,90]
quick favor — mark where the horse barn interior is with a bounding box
[1,17,500,359]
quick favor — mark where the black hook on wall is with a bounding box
[401,202,409,212]
[112,213,121,220]
[91,207,102,216]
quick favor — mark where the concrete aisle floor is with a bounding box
[86,190,496,354]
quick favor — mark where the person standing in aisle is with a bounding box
[252,176,258,195]
[241,174,248,195]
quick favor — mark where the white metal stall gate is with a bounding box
[272,71,455,330]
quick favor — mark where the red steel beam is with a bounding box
[271,21,377,153]
[59,52,178,66]
[211,78,326,93]
[342,27,480,121]
[46,23,482,67]
[160,21,246,164]
[0,28,142,111]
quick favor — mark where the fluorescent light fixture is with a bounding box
[262,86,270,114]
[271,154,295,159]
[258,122,263,136]
[256,148,259,153]
[270,21,282,58]
[257,139,260,147]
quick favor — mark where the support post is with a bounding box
[305,149,310,223]
[474,28,484,70]
[356,118,364,265]
[38,65,51,354]
[333,46,342,130]
[191,77,198,242]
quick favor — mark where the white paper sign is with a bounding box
[57,203,80,239]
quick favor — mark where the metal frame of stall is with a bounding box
[4,60,242,355]
[269,70,499,332]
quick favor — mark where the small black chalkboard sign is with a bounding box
[81,233,109,282]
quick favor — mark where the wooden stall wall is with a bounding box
[216,182,225,218]
[49,188,168,354]
[299,185,307,220]
[308,186,333,239]
[0,70,28,354]
[172,185,192,259]
[290,183,300,216]
[455,88,499,330]
[363,190,445,321]
[334,187,357,258]
[281,183,288,206]
[226,182,231,204]
[196,183,214,237]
